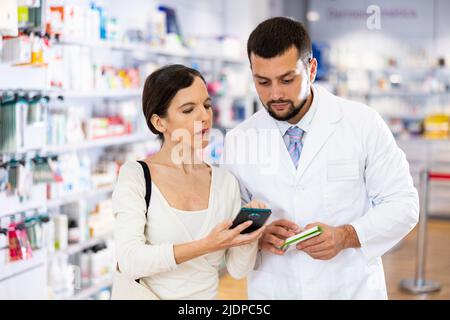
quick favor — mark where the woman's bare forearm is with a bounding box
[173,238,212,264]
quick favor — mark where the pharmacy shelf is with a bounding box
[0,248,46,282]
[56,89,141,99]
[368,91,450,98]
[396,137,450,143]
[2,133,155,156]
[50,232,113,258]
[0,198,47,219]
[0,88,141,99]
[380,113,426,120]
[46,185,114,209]
[68,276,113,300]
[0,185,114,218]
[54,39,245,64]
[0,134,154,217]
[42,132,153,154]
[346,90,450,99]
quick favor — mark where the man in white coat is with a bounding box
[221,17,419,299]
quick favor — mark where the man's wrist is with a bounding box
[339,224,361,249]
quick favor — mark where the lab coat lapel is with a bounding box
[296,86,343,182]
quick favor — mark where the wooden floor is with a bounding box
[217,219,450,300]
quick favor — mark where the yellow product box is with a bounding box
[424,114,450,139]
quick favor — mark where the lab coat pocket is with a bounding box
[325,159,362,215]
[327,159,360,181]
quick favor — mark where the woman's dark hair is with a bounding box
[142,64,206,141]
[247,17,312,65]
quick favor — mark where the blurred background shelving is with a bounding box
[0,0,267,300]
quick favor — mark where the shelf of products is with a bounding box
[56,89,142,100]
[0,140,154,298]
[0,0,255,300]
[43,133,152,155]
[1,140,160,215]
[46,185,114,210]
[1,198,47,219]
[0,89,154,155]
[56,232,113,258]
[54,39,245,64]
[0,248,47,282]
[321,53,450,220]
[68,277,113,300]
[0,88,141,99]
[327,64,450,141]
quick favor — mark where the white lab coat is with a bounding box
[222,85,419,299]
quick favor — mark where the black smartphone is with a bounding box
[230,207,272,234]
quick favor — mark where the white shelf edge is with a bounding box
[46,185,114,209]
[50,232,113,258]
[0,88,142,99]
[0,199,47,218]
[42,133,153,154]
[0,249,47,282]
[54,39,246,63]
[347,91,450,97]
[1,134,155,216]
[66,276,113,300]
[396,137,450,143]
[2,133,154,156]
[1,186,114,218]
[56,89,141,99]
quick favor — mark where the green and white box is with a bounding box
[281,226,323,252]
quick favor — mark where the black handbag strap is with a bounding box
[137,160,152,218]
[124,160,152,284]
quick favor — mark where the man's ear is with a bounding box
[150,114,166,135]
[309,57,318,83]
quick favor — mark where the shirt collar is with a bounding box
[275,84,318,137]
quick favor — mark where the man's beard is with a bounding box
[264,97,309,122]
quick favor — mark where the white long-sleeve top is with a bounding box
[112,161,258,300]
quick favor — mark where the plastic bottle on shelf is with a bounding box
[30,32,43,64]
[43,214,55,254]
[48,256,64,298]
[80,248,92,287]
[68,218,80,244]
[63,263,76,297]
[54,214,68,251]
[88,2,100,41]
[77,200,89,243]
[90,1,106,40]
[90,242,110,283]
[0,0,18,36]
[50,254,76,299]
[149,8,166,46]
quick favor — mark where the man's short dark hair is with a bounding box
[247,17,312,65]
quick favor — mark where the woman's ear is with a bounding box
[150,114,167,135]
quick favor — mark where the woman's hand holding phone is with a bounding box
[202,200,268,253]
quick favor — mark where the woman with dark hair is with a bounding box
[112,64,266,299]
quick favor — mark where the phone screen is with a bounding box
[230,207,271,234]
